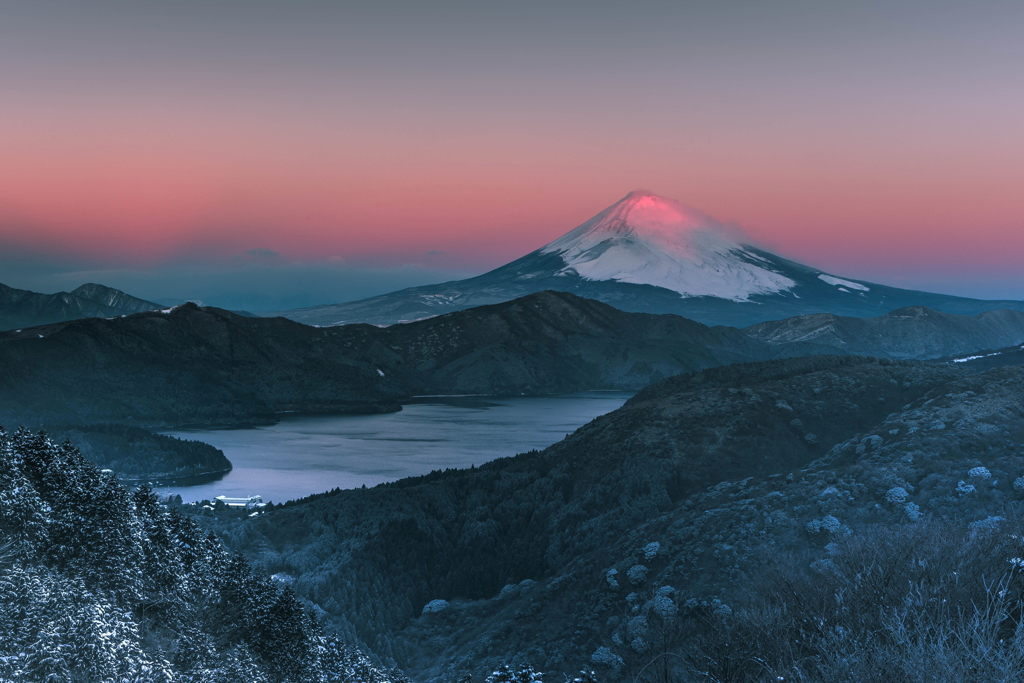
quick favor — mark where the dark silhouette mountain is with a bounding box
[744,305,1024,359]
[269,191,1024,328]
[334,290,789,395]
[46,423,233,483]
[0,281,160,330]
[0,304,405,427]
[213,357,1024,680]
[0,292,798,428]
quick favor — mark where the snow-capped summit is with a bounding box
[539,191,795,301]
[268,191,1024,328]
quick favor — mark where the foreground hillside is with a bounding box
[0,428,404,683]
[210,356,1024,681]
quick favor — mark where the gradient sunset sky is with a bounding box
[2,0,1022,310]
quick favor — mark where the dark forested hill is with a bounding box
[0,281,160,330]
[0,293,789,427]
[332,290,786,395]
[46,423,233,482]
[0,427,405,683]
[0,304,406,427]
[208,356,1024,681]
[6,291,1024,429]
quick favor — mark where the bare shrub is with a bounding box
[671,516,1024,682]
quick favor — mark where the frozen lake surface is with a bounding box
[161,392,632,503]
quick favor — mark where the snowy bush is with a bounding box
[806,515,846,535]
[804,432,819,445]
[885,487,908,504]
[956,481,976,496]
[591,647,623,669]
[626,564,648,585]
[648,594,677,620]
[1015,476,1024,493]
[968,467,992,480]
[499,584,519,598]
[605,568,619,588]
[630,636,649,654]
[969,516,1005,531]
[810,558,839,576]
[862,435,883,450]
[904,502,922,521]
[626,615,648,640]
[643,541,661,560]
[487,664,543,683]
[655,585,675,597]
[422,599,449,614]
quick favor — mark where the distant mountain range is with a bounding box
[745,305,1024,360]
[269,191,1024,328]
[5,290,1024,428]
[0,282,160,330]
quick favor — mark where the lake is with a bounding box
[160,392,632,503]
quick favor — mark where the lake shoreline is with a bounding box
[159,392,634,503]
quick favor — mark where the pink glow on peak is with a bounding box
[601,191,718,236]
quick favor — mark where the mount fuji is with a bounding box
[272,191,1024,328]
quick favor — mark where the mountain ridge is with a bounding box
[268,191,1024,328]
[7,291,1024,429]
[0,281,161,330]
[745,305,1024,359]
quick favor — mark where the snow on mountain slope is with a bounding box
[539,191,796,301]
[267,190,1024,328]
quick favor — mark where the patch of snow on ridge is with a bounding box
[818,274,870,291]
[539,191,795,301]
[953,352,1001,363]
